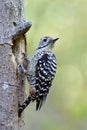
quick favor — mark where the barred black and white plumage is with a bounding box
[18,36,59,117]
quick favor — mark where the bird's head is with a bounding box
[37,36,59,50]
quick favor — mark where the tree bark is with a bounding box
[0,1,31,130]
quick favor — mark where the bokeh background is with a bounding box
[24,0,87,130]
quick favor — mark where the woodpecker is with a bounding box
[17,36,59,117]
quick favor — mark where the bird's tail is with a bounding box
[18,96,31,117]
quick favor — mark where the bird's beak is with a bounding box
[50,38,59,48]
[52,38,59,43]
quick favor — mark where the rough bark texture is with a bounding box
[0,0,27,130]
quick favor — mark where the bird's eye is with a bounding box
[43,38,47,42]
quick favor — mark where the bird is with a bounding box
[17,36,59,117]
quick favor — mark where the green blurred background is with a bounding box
[24,0,87,130]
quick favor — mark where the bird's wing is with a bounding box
[35,53,57,110]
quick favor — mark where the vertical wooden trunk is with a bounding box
[0,0,26,130]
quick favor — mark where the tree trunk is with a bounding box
[0,1,31,130]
